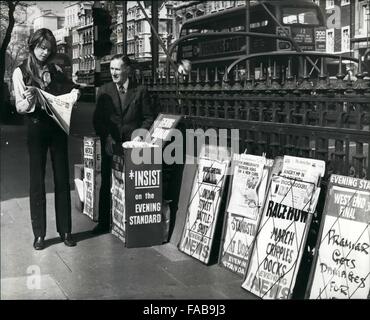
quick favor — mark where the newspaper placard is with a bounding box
[178,156,230,264]
[227,154,267,220]
[219,154,272,276]
[281,156,325,184]
[241,156,325,299]
[307,175,370,299]
[146,114,182,145]
[124,145,163,247]
[110,142,164,247]
[82,137,101,221]
[111,149,126,244]
[35,88,79,135]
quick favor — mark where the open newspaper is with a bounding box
[35,88,79,135]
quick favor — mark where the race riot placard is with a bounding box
[242,156,325,299]
[111,142,163,248]
[219,154,273,277]
[306,174,370,299]
[83,137,101,221]
[178,147,230,264]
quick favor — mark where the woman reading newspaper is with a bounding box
[12,28,81,250]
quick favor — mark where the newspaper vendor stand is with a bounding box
[111,143,163,248]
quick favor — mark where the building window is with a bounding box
[159,21,166,33]
[326,0,334,9]
[167,21,173,35]
[359,2,370,36]
[341,0,350,6]
[326,28,334,52]
[139,40,143,53]
[341,26,350,52]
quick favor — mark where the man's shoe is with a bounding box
[60,233,77,247]
[91,224,110,235]
[33,237,45,250]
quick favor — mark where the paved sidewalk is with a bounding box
[0,125,256,300]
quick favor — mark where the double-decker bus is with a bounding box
[176,0,326,75]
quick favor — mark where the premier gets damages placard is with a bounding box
[307,175,370,299]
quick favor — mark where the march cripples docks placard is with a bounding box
[306,175,370,299]
[241,156,325,299]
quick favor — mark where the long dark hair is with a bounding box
[26,28,57,88]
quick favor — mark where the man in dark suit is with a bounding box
[92,54,154,234]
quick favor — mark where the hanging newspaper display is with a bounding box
[306,175,370,299]
[82,137,101,221]
[219,154,273,277]
[241,156,325,299]
[178,146,230,264]
[111,147,126,243]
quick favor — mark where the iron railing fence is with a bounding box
[143,59,370,180]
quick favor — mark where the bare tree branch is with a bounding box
[0,1,31,120]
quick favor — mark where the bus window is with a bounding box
[232,26,244,32]
[282,7,320,25]
[250,20,269,29]
[188,28,201,35]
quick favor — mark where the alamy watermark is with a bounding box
[26,265,41,290]
[129,128,240,165]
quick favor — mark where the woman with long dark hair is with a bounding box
[12,28,81,250]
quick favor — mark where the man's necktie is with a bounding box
[119,85,125,94]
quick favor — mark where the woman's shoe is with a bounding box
[33,236,45,250]
[59,233,76,247]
